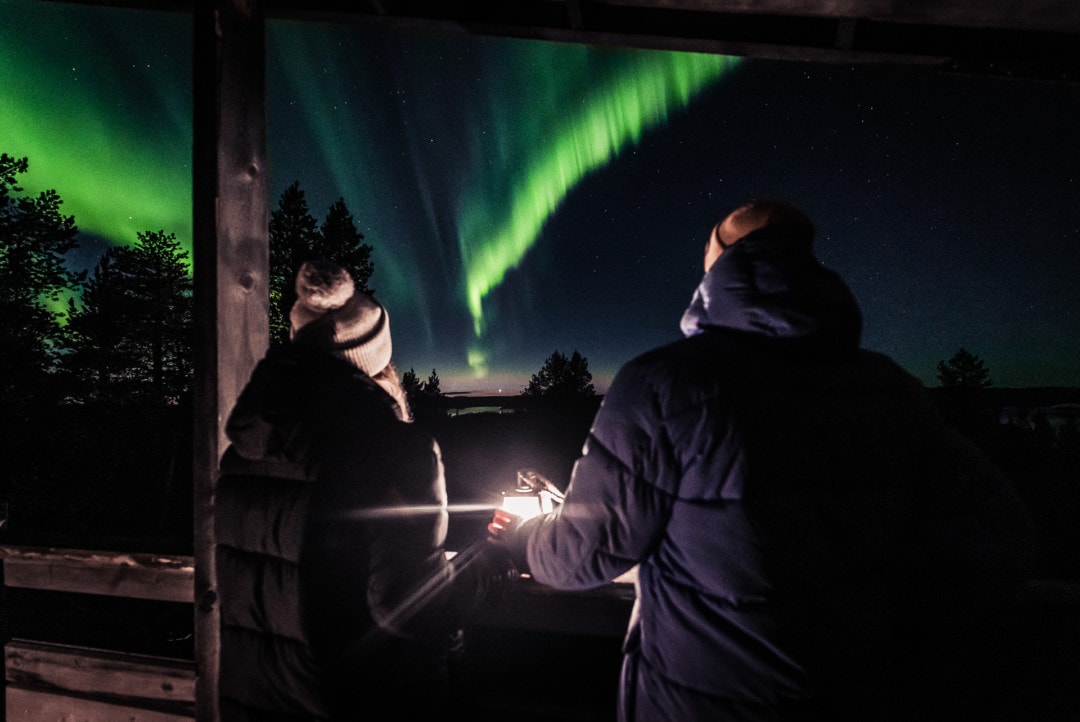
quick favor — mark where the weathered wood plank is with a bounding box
[5,639,195,720]
[0,546,194,603]
[6,687,194,721]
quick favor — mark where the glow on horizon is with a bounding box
[436,368,614,397]
[458,50,741,376]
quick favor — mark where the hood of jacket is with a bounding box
[679,228,863,350]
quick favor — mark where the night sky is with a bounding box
[3,1,1078,392]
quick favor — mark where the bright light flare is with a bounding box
[500,468,565,520]
[501,493,553,520]
[333,503,497,520]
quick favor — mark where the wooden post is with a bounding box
[192,1,269,720]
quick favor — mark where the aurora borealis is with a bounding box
[0,2,191,263]
[266,22,741,381]
[454,50,739,374]
[3,1,1079,391]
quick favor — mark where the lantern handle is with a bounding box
[516,468,565,503]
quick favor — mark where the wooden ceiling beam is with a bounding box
[32,0,1080,81]
[259,0,1080,82]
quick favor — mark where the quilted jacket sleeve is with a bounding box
[513,359,676,590]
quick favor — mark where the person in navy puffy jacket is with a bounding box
[490,200,1035,721]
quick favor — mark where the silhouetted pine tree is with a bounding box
[269,184,375,344]
[63,230,192,405]
[316,197,374,295]
[402,367,424,400]
[63,250,131,401]
[269,181,321,344]
[402,367,446,421]
[120,230,192,402]
[523,350,595,399]
[937,347,993,388]
[0,152,82,407]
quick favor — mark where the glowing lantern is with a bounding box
[501,468,564,520]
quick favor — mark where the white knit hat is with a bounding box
[289,260,392,376]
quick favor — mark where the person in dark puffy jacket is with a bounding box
[216,259,514,721]
[490,200,1035,721]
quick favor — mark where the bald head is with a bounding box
[704,200,814,272]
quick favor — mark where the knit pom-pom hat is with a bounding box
[289,259,392,377]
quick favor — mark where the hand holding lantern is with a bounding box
[488,468,564,537]
[487,508,518,538]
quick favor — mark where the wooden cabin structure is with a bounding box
[4,1,1080,719]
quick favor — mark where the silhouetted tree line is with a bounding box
[0,155,377,549]
[1,151,1075,579]
[402,350,597,422]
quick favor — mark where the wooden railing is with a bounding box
[0,545,635,720]
[9,543,1072,721]
[0,546,198,721]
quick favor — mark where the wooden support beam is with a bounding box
[192,1,269,721]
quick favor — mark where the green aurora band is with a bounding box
[2,3,739,377]
[458,51,740,376]
[0,2,193,265]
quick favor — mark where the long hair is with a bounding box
[372,362,412,422]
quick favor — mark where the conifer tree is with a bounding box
[523,350,595,398]
[63,250,131,400]
[269,181,321,344]
[423,368,442,397]
[0,153,82,405]
[401,368,424,400]
[64,231,192,404]
[269,184,375,344]
[316,197,374,295]
[936,348,993,388]
[119,230,193,401]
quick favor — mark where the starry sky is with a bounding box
[2,1,1078,392]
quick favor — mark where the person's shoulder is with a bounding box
[855,347,926,389]
[619,333,709,370]
[605,334,739,419]
[617,330,751,381]
[611,338,688,388]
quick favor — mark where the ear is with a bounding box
[704,226,725,273]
